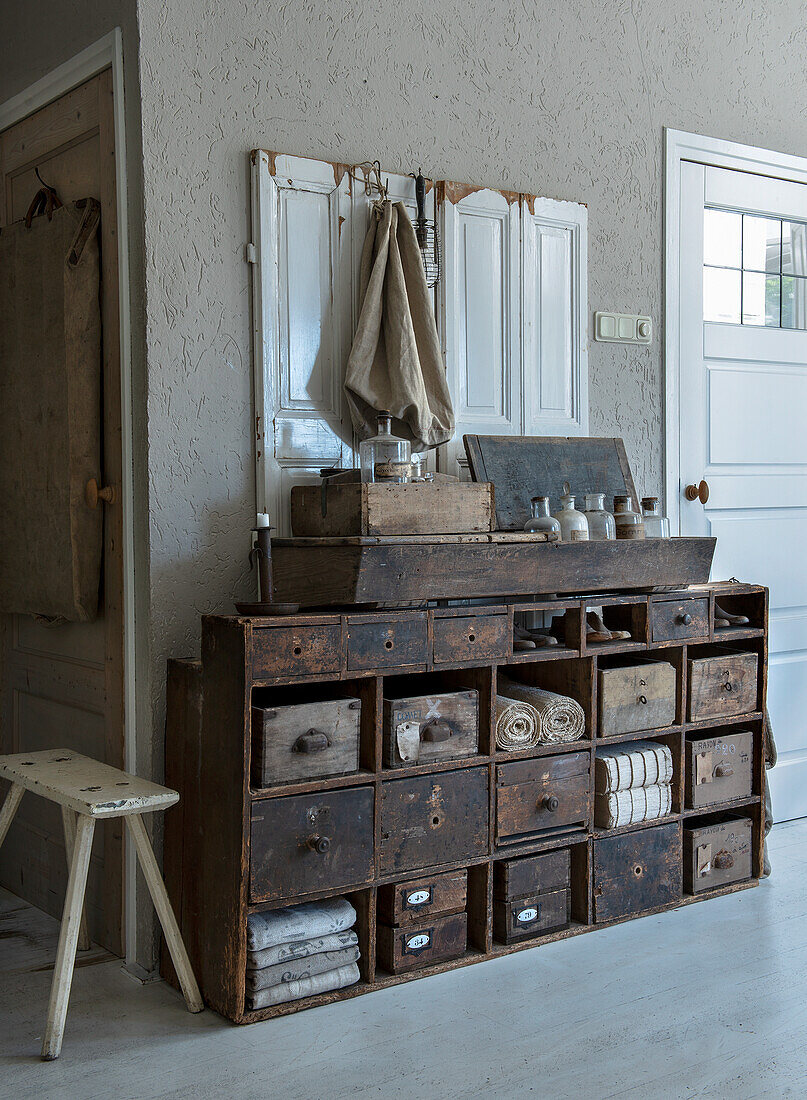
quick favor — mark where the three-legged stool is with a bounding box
[0,748,203,1059]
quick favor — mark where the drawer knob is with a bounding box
[714,762,734,778]
[677,612,693,626]
[541,795,560,812]
[292,730,330,754]
[307,834,331,854]
[421,721,451,743]
[713,850,735,870]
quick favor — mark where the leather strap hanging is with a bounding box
[24,184,63,228]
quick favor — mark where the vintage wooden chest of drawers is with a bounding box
[382,688,478,767]
[163,581,767,1024]
[683,814,753,894]
[251,692,361,787]
[685,729,753,809]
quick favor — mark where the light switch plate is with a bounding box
[594,311,652,344]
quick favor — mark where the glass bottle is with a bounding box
[641,497,670,538]
[613,495,645,540]
[552,483,589,542]
[359,411,412,483]
[583,492,616,541]
[525,496,561,539]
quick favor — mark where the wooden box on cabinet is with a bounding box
[683,814,753,893]
[383,689,478,768]
[687,648,759,722]
[598,657,677,737]
[685,729,753,809]
[495,753,590,845]
[251,693,361,787]
[378,870,468,926]
[493,849,571,943]
[377,911,468,974]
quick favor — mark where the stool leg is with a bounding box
[42,813,95,1061]
[125,814,203,1013]
[0,783,24,850]
[61,806,91,952]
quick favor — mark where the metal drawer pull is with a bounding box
[292,729,330,753]
[714,762,734,778]
[421,721,451,743]
[306,834,331,854]
[677,612,693,626]
[713,851,734,870]
[541,795,560,812]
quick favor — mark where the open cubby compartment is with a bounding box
[582,594,648,651]
[494,656,594,749]
[595,728,683,817]
[381,667,494,763]
[249,678,380,790]
[244,886,375,1016]
[511,599,584,656]
[596,649,685,733]
[712,587,767,636]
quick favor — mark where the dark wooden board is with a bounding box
[463,435,639,531]
[593,821,680,922]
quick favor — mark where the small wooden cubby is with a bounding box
[162,582,767,1023]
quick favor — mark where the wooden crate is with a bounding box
[378,870,468,927]
[377,911,468,974]
[685,729,753,810]
[683,814,753,894]
[383,689,478,767]
[290,481,495,537]
[251,693,361,787]
[687,648,759,722]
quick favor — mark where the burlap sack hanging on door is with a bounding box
[0,196,103,621]
[344,200,454,450]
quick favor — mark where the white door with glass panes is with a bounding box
[679,160,807,822]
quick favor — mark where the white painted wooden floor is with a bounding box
[1,821,806,1099]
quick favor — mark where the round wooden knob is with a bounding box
[542,795,559,812]
[307,834,331,854]
[678,612,693,626]
[85,478,116,508]
[685,480,709,504]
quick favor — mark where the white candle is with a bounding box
[256,512,271,529]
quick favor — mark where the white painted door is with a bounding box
[679,160,807,821]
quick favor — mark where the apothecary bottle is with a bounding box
[583,492,616,541]
[359,411,411,483]
[641,497,670,538]
[525,496,562,539]
[613,495,645,540]
[552,484,589,542]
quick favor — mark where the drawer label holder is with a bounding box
[402,930,433,955]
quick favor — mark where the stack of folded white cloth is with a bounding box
[246,896,360,1009]
[595,739,673,828]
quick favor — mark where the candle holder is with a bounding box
[235,515,300,616]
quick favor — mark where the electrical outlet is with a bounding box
[594,312,652,344]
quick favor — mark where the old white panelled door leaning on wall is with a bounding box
[250,153,588,530]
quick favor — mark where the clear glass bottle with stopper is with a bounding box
[613,495,645,539]
[359,411,412,483]
[552,482,589,541]
[641,497,670,538]
[583,492,616,541]
[525,496,561,539]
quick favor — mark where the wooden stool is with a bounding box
[0,749,203,1060]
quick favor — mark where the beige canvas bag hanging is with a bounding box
[344,200,454,451]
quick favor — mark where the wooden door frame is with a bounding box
[0,31,138,962]
[664,127,807,533]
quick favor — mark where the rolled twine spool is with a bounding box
[495,696,540,751]
[497,677,586,744]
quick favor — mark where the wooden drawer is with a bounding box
[377,911,467,973]
[495,753,590,845]
[346,616,428,671]
[251,693,360,787]
[687,648,758,722]
[598,658,676,737]
[252,624,341,680]
[433,613,510,664]
[379,767,489,874]
[378,870,468,926]
[493,887,570,944]
[685,729,753,809]
[650,597,709,643]
[593,821,680,922]
[249,786,374,902]
[383,689,478,767]
[684,814,753,893]
[493,848,570,900]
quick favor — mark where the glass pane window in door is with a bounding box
[742,271,780,326]
[704,209,742,268]
[742,215,781,273]
[782,276,807,329]
[782,221,807,276]
[704,266,741,323]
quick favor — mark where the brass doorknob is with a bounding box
[685,480,709,504]
[85,478,116,508]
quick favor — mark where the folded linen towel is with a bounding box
[595,782,672,829]
[246,962,361,1010]
[595,740,673,794]
[247,945,360,992]
[495,695,539,751]
[497,678,585,744]
[247,898,357,953]
[247,929,359,972]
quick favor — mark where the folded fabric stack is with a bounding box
[497,677,586,746]
[246,897,360,1009]
[595,739,673,828]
